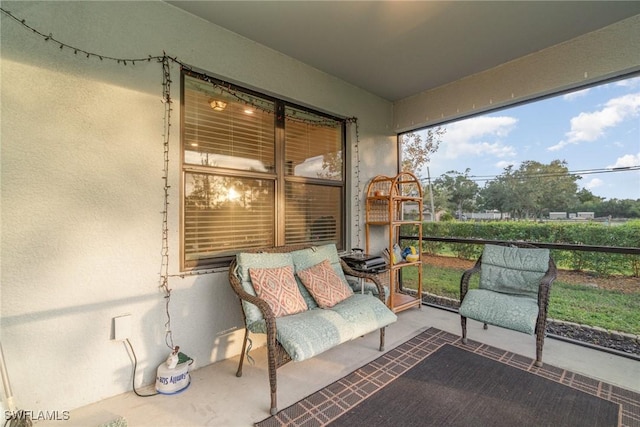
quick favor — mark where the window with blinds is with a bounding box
[181,71,345,269]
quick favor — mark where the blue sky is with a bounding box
[417,75,640,201]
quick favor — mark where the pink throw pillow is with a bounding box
[249,265,308,317]
[297,259,353,308]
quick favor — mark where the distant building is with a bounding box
[555,212,595,220]
[549,212,567,220]
[461,210,510,220]
[577,212,595,220]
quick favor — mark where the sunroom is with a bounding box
[1,2,639,426]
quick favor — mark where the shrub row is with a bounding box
[401,220,640,277]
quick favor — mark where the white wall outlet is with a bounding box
[113,315,132,341]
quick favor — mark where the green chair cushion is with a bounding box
[329,293,397,338]
[249,293,397,361]
[273,308,353,362]
[459,288,539,335]
[480,244,549,298]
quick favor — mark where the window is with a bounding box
[181,70,345,269]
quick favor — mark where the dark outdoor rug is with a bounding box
[257,328,640,427]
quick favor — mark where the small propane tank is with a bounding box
[155,346,193,395]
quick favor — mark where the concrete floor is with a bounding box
[49,306,640,427]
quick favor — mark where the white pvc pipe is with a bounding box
[0,342,17,412]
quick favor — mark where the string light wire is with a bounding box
[159,55,175,351]
[346,117,362,249]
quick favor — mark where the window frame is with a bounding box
[180,69,347,271]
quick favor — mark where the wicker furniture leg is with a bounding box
[236,328,250,377]
[461,316,468,344]
[534,310,546,367]
[265,316,279,415]
[535,333,544,367]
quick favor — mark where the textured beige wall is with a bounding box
[394,14,640,132]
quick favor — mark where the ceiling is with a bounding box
[166,1,640,102]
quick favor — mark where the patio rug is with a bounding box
[257,328,640,427]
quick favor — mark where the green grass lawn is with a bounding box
[400,264,640,335]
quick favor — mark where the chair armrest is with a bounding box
[228,259,277,326]
[340,259,386,303]
[228,259,281,363]
[537,257,558,313]
[460,257,482,303]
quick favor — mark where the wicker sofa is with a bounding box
[228,243,397,415]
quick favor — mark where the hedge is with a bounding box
[402,220,640,277]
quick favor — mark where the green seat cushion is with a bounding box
[480,244,549,298]
[268,307,354,362]
[248,293,397,361]
[330,294,397,338]
[459,289,539,335]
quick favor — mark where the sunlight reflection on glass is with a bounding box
[227,187,240,202]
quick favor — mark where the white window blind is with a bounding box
[285,106,342,181]
[181,71,345,269]
[184,77,275,172]
[285,183,342,247]
[184,174,275,265]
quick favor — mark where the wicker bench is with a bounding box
[228,243,397,414]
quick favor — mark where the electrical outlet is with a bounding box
[113,315,132,341]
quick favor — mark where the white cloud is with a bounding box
[615,76,640,88]
[549,92,640,151]
[585,178,604,190]
[548,140,570,152]
[440,116,518,159]
[607,153,640,169]
[495,160,519,170]
[563,88,590,101]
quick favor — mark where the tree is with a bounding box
[479,178,511,219]
[400,127,446,176]
[480,160,578,219]
[598,199,640,218]
[433,169,479,217]
[575,188,604,204]
[538,160,579,214]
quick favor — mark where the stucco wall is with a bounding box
[0,1,395,411]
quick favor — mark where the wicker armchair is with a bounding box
[459,243,557,367]
[228,244,392,415]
